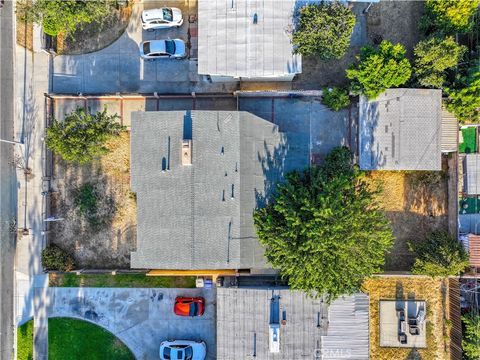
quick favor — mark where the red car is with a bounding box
[174,297,205,317]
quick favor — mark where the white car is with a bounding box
[141,7,183,30]
[159,340,206,360]
[139,39,186,60]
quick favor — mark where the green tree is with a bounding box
[46,107,125,164]
[293,2,356,60]
[321,87,350,111]
[254,147,394,302]
[421,0,479,35]
[462,312,480,360]
[414,36,466,88]
[42,245,75,271]
[410,231,469,277]
[446,68,480,123]
[19,0,112,37]
[346,41,412,99]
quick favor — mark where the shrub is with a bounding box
[74,183,98,218]
[413,36,466,88]
[293,2,356,60]
[410,231,469,277]
[254,147,394,302]
[462,312,480,360]
[42,245,75,271]
[346,41,412,99]
[46,107,125,164]
[420,0,479,35]
[321,87,350,111]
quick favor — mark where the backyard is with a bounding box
[366,165,449,271]
[363,277,449,360]
[50,131,136,269]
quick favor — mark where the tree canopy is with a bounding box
[421,0,479,35]
[410,231,470,277]
[321,87,350,111]
[254,147,394,302]
[413,36,466,88]
[19,0,112,37]
[462,312,480,360]
[446,66,480,123]
[293,2,356,60]
[346,40,412,99]
[46,107,125,164]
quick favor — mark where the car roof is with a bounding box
[142,8,169,21]
[148,40,166,54]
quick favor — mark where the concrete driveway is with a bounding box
[46,287,216,360]
[52,0,238,94]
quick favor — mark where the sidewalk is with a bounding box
[14,23,50,359]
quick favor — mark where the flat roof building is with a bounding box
[359,89,443,171]
[197,0,301,81]
[130,111,307,271]
[216,288,369,359]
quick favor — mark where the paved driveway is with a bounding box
[46,287,216,360]
[52,0,238,94]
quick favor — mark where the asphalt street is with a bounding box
[0,1,17,359]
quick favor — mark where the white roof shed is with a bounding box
[197,0,302,80]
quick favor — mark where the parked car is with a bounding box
[159,340,206,360]
[139,39,186,60]
[174,297,205,317]
[141,7,183,30]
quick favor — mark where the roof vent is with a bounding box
[181,140,192,166]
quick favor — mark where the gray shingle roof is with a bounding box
[465,154,480,195]
[130,111,303,270]
[359,89,442,170]
[197,0,301,79]
[216,288,369,360]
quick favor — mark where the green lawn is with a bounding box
[17,320,34,360]
[460,127,477,153]
[49,317,134,360]
[49,273,196,288]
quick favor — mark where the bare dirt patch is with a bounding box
[16,1,33,51]
[57,3,133,55]
[366,162,449,271]
[363,277,449,360]
[50,132,136,269]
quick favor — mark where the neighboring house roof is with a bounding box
[216,288,369,360]
[459,214,480,235]
[468,234,480,267]
[197,0,302,79]
[464,154,480,195]
[441,107,458,153]
[359,89,442,170]
[130,111,307,270]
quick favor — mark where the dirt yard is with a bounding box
[50,132,136,269]
[363,277,450,360]
[366,163,449,271]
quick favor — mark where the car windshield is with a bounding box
[143,42,150,55]
[162,8,173,21]
[184,346,193,360]
[165,40,176,55]
[163,347,171,359]
[189,302,198,316]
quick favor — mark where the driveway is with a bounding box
[46,287,216,360]
[51,0,238,94]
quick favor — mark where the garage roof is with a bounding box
[197,0,301,79]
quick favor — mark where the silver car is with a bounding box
[139,39,186,60]
[159,340,206,360]
[141,7,183,30]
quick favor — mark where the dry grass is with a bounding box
[16,1,33,51]
[365,168,449,271]
[50,132,136,269]
[363,277,449,360]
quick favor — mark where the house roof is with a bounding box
[359,89,443,170]
[441,107,458,153]
[216,288,369,360]
[130,111,306,270]
[197,0,301,79]
[465,154,480,195]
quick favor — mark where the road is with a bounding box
[0,1,17,359]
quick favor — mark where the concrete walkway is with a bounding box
[14,22,51,360]
[46,287,217,360]
[52,0,238,94]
